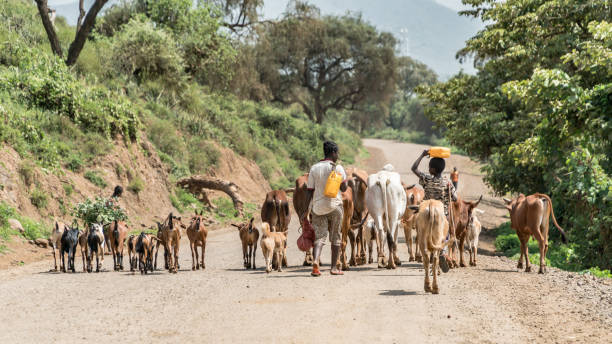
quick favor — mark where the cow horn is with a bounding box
[405,184,416,190]
[502,197,511,204]
[230,223,240,229]
[475,195,482,206]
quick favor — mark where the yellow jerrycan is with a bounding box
[428,146,451,158]
[324,166,343,198]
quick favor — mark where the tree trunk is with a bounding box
[176,176,245,216]
[76,0,86,32]
[35,0,63,58]
[66,0,109,66]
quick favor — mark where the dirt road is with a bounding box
[0,139,610,343]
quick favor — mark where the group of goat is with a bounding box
[49,211,206,275]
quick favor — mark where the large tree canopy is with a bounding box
[419,0,612,269]
[256,3,397,123]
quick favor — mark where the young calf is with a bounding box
[50,221,66,271]
[466,209,484,266]
[260,222,287,273]
[232,217,259,269]
[87,223,105,272]
[108,220,129,271]
[60,224,80,273]
[127,234,137,272]
[186,210,208,271]
[135,232,158,274]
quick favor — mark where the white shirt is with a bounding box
[307,160,347,216]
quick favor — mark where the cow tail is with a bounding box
[427,202,443,251]
[113,220,119,248]
[380,179,391,233]
[273,194,281,232]
[537,193,567,243]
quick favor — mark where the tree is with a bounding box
[207,0,264,34]
[35,0,109,66]
[256,3,397,123]
[418,0,611,269]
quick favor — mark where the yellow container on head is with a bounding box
[324,169,343,198]
[429,147,451,158]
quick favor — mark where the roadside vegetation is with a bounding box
[419,0,611,272]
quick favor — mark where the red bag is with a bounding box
[297,218,315,252]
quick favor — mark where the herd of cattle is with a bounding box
[47,164,566,295]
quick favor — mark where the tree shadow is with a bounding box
[379,290,419,296]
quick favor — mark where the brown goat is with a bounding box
[159,213,181,273]
[153,214,185,271]
[127,234,137,272]
[261,190,290,268]
[50,221,66,271]
[260,222,287,273]
[232,217,259,269]
[78,229,89,273]
[135,232,158,274]
[186,210,208,271]
[108,220,129,271]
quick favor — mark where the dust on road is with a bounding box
[0,139,609,343]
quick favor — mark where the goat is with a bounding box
[78,228,89,272]
[135,232,158,274]
[50,221,66,271]
[60,224,80,273]
[108,220,128,271]
[186,210,208,271]
[127,234,137,272]
[232,217,259,269]
[87,223,105,272]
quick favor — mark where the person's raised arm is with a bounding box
[412,149,429,178]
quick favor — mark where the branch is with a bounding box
[176,176,245,216]
[76,0,85,32]
[35,0,63,58]
[66,0,109,66]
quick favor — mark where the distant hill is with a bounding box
[50,0,483,79]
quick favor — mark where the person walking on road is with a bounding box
[411,150,457,272]
[302,141,347,276]
[450,167,459,190]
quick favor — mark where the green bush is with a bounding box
[127,176,145,194]
[29,188,48,209]
[188,139,220,174]
[66,155,84,172]
[84,171,108,189]
[62,183,73,197]
[72,196,127,226]
[21,218,48,240]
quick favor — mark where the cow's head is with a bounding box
[503,193,525,214]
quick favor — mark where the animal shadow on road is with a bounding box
[379,290,419,296]
[483,268,515,273]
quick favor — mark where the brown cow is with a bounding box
[261,190,290,268]
[108,220,129,271]
[503,193,567,274]
[293,173,314,266]
[232,218,259,269]
[448,195,482,268]
[402,184,425,262]
[346,168,369,265]
[412,200,449,294]
[186,210,208,271]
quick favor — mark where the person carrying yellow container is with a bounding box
[302,141,347,277]
[411,147,457,273]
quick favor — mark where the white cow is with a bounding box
[365,164,407,269]
[466,209,484,266]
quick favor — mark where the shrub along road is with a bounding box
[0,140,609,343]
